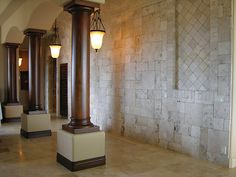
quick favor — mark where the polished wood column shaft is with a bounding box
[4,43,19,103]
[24,29,46,111]
[63,2,99,132]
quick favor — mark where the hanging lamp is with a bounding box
[19,51,22,66]
[90,9,105,52]
[18,58,22,66]
[49,20,61,58]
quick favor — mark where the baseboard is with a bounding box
[229,158,236,168]
[20,128,51,138]
[1,117,21,123]
[57,153,106,171]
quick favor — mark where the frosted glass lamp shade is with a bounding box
[90,30,105,51]
[49,45,61,58]
[19,58,22,66]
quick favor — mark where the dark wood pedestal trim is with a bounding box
[20,129,51,138]
[57,153,106,171]
[1,117,21,123]
[62,124,100,134]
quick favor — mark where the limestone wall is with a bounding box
[56,0,232,166]
[54,11,72,117]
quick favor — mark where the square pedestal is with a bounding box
[57,129,106,171]
[21,113,51,138]
[3,104,23,122]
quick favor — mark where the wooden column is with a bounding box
[63,1,99,133]
[4,43,19,104]
[24,29,46,111]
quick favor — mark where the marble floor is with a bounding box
[0,118,236,177]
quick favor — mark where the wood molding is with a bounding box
[1,117,20,123]
[64,0,99,11]
[57,153,105,171]
[4,43,20,48]
[24,28,46,36]
[20,129,51,138]
[6,103,21,106]
[28,110,47,115]
[62,124,100,134]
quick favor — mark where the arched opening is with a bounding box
[27,0,62,30]
[5,26,24,44]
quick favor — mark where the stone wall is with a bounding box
[56,0,231,166]
[50,12,72,117]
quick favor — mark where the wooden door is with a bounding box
[60,63,68,117]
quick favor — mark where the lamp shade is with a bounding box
[49,20,61,58]
[49,44,61,59]
[90,30,105,51]
[19,57,22,66]
[90,9,105,52]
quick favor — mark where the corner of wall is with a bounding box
[229,157,236,168]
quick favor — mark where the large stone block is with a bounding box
[182,135,200,157]
[207,129,228,155]
[135,71,155,89]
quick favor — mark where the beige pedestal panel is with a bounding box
[57,129,106,171]
[229,158,236,168]
[4,105,23,119]
[21,113,51,138]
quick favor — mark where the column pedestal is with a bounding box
[57,1,106,171]
[20,112,51,138]
[2,104,23,123]
[57,130,105,171]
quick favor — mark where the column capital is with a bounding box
[64,0,99,13]
[24,28,46,37]
[4,43,20,48]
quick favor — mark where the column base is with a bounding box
[20,113,51,138]
[57,129,106,171]
[2,104,23,123]
[62,124,100,134]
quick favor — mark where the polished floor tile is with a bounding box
[0,118,236,177]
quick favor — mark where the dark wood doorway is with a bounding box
[60,63,68,117]
[52,59,56,113]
